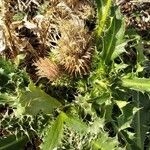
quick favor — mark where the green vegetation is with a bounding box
[0,0,150,149]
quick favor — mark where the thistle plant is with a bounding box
[1,0,150,150]
[34,0,95,81]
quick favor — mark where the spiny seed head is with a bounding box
[34,57,60,81]
[51,0,80,7]
[48,0,95,21]
[77,2,95,20]
[55,20,93,77]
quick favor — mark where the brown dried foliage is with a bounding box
[34,1,95,80]
[1,0,95,81]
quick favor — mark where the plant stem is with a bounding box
[136,92,143,150]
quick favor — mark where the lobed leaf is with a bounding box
[101,9,123,65]
[18,82,62,116]
[92,133,120,150]
[132,92,150,150]
[121,78,150,92]
[95,0,112,38]
[41,112,66,150]
[65,115,88,133]
[0,135,28,150]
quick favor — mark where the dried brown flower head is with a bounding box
[77,2,95,20]
[51,0,80,7]
[54,20,93,77]
[34,57,60,81]
[48,0,95,20]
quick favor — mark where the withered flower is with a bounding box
[34,57,60,81]
[54,19,93,77]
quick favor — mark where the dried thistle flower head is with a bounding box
[49,0,95,20]
[54,20,93,77]
[34,57,60,81]
[32,0,95,51]
[77,2,95,20]
[51,0,80,7]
